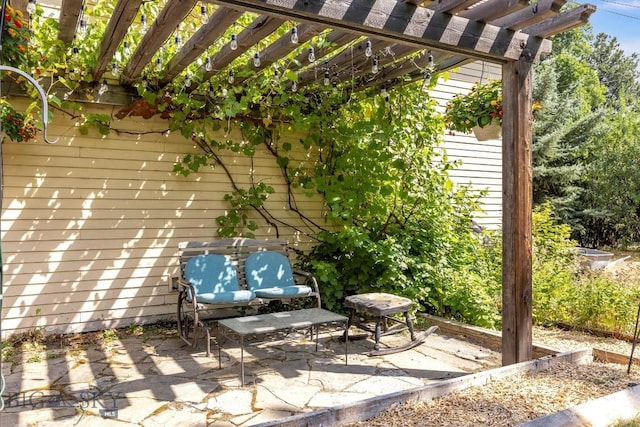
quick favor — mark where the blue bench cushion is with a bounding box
[245,251,312,299]
[184,254,254,304]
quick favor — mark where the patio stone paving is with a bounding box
[0,323,502,426]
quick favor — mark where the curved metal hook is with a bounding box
[0,65,58,144]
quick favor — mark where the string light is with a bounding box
[78,16,88,36]
[184,73,192,88]
[155,57,163,73]
[332,83,338,94]
[99,79,109,95]
[372,56,379,74]
[290,27,299,44]
[228,70,235,84]
[365,40,372,58]
[140,14,148,34]
[291,80,298,92]
[205,57,213,72]
[308,47,315,63]
[230,34,238,50]
[323,70,330,86]
[175,33,182,48]
[253,52,261,68]
[68,68,77,80]
[381,87,389,102]
[142,79,148,88]
[200,5,209,24]
[428,51,434,65]
[423,69,431,80]
[27,0,36,14]
[111,62,120,77]
[123,41,130,56]
[72,46,79,58]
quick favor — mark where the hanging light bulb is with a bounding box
[253,52,261,68]
[365,40,372,58]
[68,68,77,80]
[205,57,212,72]
[230,34,238,50]
[291,80,298,93]
[428,51,434,65]
[123,41,131,56]
[111,62,120,77]
[27,0,37,14]
[228,70,235,84]
[155,57,163,73]
[332,83,338,94]
[78,16,88,36]
[290,27,299,44]
[140,14,148,34]
[381,87,389,102]
[72,46,79,58]
[142,79,148,88]
[99,79,109,95]
[200,5,209,24]
[372,56,379,74]
[308,47,315,63]
[323,70,330,86]
[175,33,182,48]
[423,69,431,81]
[184,73,192,88]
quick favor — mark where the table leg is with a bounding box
[315,325,319,351]
[344,308,355,342]
[240,335,245,387]
[344,320,348,365]
[404,311,417,341]
[374,318,382,350]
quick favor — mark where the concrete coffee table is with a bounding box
[344,292,437,356]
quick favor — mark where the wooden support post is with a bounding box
[501,59,533,365]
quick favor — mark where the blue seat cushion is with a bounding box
[184,254,255,304]
[196,290,254,304]
[253,285,312,299]
[245,251,296,291]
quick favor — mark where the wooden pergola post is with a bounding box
[501,58,534,365]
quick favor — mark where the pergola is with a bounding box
[12,0,595,365]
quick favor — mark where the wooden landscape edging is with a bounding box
[421,314,640,368]
[253,348,593,427]
[420,314,559,358]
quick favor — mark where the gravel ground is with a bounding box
[344,306,640,427]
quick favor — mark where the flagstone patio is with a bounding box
[0,323,504,426]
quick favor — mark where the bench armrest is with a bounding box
[293,270,321,307]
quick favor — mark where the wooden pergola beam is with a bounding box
[460,0,530,22]
[121,0,199,85]
[491,0,566,31]
[93,0,144,81]
[159,6,244,85]
[208,0,552,63]
[523,4,596,38]
[198,15,284,84]
[57,0,84,43]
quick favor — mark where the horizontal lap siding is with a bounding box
[2,64,503,336]
[1,103,322,337]
[436,61,503,230]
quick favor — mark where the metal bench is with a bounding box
[176,238,321,355]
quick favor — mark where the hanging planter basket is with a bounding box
[472,121,502,141]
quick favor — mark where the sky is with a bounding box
[586,0,640,56]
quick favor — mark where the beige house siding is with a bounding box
[1,63,504,336]
[1,102,324,337]
[436,61,503,230]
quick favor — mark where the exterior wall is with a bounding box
[435,61,503,230]
[1,101,324,337]
[1,62,504,336]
